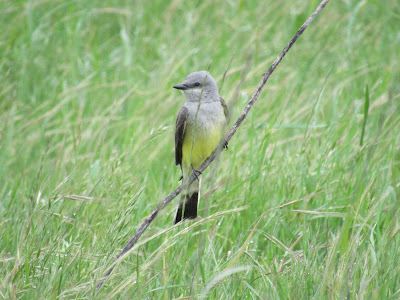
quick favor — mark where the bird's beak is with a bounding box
[173,84,188,90]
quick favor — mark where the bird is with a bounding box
[173,71,229,224]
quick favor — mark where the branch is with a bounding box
[96,0,330,290]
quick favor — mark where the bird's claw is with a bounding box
[223,139,229,150]
[191,165,202,180]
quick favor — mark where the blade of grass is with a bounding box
[360,84,370,146]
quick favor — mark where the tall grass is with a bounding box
[1,0,399,298]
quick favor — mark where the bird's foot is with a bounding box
[223,139,229,150]
[191,165,202,180]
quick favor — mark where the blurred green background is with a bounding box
[1,0,399,298]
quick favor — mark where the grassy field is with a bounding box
[1,0,400,298]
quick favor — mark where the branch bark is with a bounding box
[97,0,330,289]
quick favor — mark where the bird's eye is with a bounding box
[194,82,201,87]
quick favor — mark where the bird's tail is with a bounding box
[174,178,200,224]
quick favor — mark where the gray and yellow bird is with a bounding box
[173,71,229,224]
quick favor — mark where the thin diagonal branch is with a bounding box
[96,0,330,290]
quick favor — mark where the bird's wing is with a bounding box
[220,97,230,123]
[175,106,188,166]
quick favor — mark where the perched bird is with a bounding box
[173,71,229,224]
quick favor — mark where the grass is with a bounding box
[1,0,400,298]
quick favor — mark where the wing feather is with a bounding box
[220,97,230,123]
[175,107,188,166]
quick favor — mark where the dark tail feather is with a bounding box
[174,192,199,224]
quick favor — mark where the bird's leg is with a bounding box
[191,164,202,180]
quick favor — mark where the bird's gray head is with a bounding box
[173,71,219,103]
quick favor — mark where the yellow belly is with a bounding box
[182,124,223,169]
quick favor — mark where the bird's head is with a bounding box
[173,71,219,103]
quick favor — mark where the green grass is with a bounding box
[1,0,400,299]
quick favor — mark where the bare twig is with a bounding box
[96,0,330,290]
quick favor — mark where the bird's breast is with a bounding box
[182,102,226,169]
